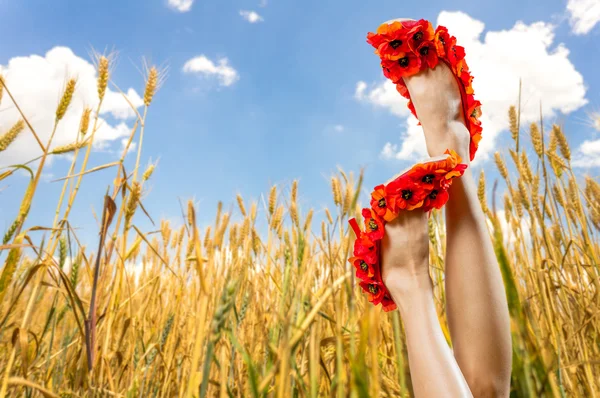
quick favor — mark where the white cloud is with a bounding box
[0,47,143,167]
[167,0,193,13]
[567,0,600,35]
[240,10,264,23]
[379,115,428,160]
[355,80,409,118]
[334,125,344,132]
[356,11,587,163]
[573,139,600,167]
[182,55,239,87]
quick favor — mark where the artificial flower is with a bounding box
[416,41,438,69]
[408,159,452,189]
[382,53,422,83]
[369,22,411,60]
[396,79,410,99]
[422,185,450,212]
[348,256,376,280]
[433,26,450,57]
[359,280,386,305]
[362,208,385,241]
[447,40,466,67]
[381,295,397,312]
[386,175,427,210]
[370,184,398,221]
[407,19,435,53]
[353,233,378,265]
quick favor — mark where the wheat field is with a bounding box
[0,56,599,397]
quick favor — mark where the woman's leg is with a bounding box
[403,65,512,397]
[381,210,473,398]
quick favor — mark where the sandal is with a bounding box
[349,18,481,312]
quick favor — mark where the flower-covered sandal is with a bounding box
[368,18,483,161]
[349,151,467,311]
[349,18,481,312]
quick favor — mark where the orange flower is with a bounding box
[416,41,438,69]
[359,281,386,305]
[362,208,384,241]
[382,53,422,82]
[433,26,450,57]
[470,130,483,160]
[466,96,482,125]
[370,184,397,222]
[349,256,376,280]
[386,175,427,211]
[444,149,463,167]
[406,19,435,53]
[409,158,455,189]
[454,59,473,92]
[376,20,403,35]
[367,21,411,60]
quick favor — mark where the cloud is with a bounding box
[240,10,264,23]
[573,139,600,167]
[0,47,143,167]
[355,80,409,118]
[356,11,587,163]
[334,125,344,132]
[566,0,600,35]
[182,55,239,87]
[167,0,193,13]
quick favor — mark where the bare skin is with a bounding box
[381,210,473,397]
[380,18,512,398]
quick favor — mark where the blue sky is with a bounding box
[1,0,599,245]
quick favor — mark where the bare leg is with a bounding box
[381,210,473,398]
[404,64,512,397]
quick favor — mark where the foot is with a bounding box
[380,208,430,292]
[403,65,471,163]
[383,18,472,164]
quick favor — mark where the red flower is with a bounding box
[470,130,483,160]
[362,208,384,241]
[406,19,435,53]
[454,59,473,88]
[433,26,450,57]
[466,96,482,125]
[367,22,411,60]
[386,175,427,211]
[416,41,438,69]
[382,53,422,83]
[349,256,376,280]
[447,40,466,67]
[407,100,418,120]
[408,159,453,190]
[381,294,397,312]
[370,184,397,222]
[439,161,468,190]
[359,280,386,305]
[395,79,410,99]
[353,233,378,264]
[422,184,450,212]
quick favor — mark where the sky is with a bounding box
[0,0,599,246]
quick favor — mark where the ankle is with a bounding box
[383,266,432,296]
